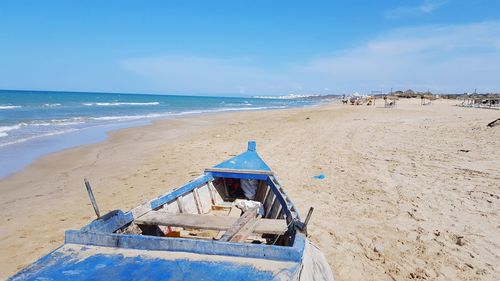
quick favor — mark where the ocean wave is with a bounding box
[0,129,78,147]
[0,105,22,109]
[90,105,286,121]
[0,119,85,135]
[43,103,61,107]
[0,124,24,137]
[83,102,160,106]
[172,106,287,116]
[30,119,86,126]
[92,112,172,121]
[0,105,288,144]
[221,102,253,107]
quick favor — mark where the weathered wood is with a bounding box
[254,181,269,203]
[230,216,261,243]
[277,207,285,219]
[207,181,217,205]
[192,188,203,214]
[220,207,259,242]
[268,199,282,219]
[205,168,274,175]
[263,191,276,217]
[197,185,212,213]
[176,197,185,213]
[135,211,287,235]
[211,205,231,211]
[84,179,101,218]
[181,193,198,214]
[267,175,297,223]
[162,201,179,214]
[228,205,242,217]
[129,174,212,219]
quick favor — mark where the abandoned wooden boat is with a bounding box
[9,141,334,281]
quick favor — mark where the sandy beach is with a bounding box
[0,99,499,280]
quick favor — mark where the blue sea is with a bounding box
[0,90,316,178]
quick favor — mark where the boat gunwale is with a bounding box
[64,230,306,262]
[71,168,303,262]
[205,167,274,175]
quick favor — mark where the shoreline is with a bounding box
[1,99,499,280]
[0,103,317,180]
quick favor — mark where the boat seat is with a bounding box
[135,211,287,235]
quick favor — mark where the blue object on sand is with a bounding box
[313,173,326,180]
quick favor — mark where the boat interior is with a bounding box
[115,175,297,247]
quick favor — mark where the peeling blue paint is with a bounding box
[9,250,284,281]
[64,231,306,262]
[81,210,133,233]
[214,141,271,172]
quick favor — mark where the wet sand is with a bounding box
[1,99,499,280]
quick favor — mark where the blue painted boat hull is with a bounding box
[10,244,302,281]
[9,141,334,280]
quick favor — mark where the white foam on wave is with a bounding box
[171,106,287,116]
[0,105,289,146]
[0,105,22,109]
[0,118,85,139]
[90,105,286,122]
[83,102,160,106]
[92,112,172,121]
[0,129,78,147]
[95,106,284,119]
[43,103,61,107]
[221,102,253,107]
[0,124,23,137]
[29,118,86,127]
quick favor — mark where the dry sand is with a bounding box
[0,99,499,280]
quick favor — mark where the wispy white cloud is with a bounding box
[120,21,500,95]
[296,21,500,93]
[385,0,449,19]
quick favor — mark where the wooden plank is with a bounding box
[230,216,261,242]
[207,181,217,205]
[181,193,198,214]
[205,168,273,175]
[211,205,231,211]
[254,181,269,203]
[192,188,203,214]
[268,199,282,219]
[277,207,285,219]
[197,185,212,213]
[162,201,179,213]
[65,229,304,262]
[129,174,213,219]
[220,207,258,242]
[135,211,287,235]
[266,176,297,222]
[227,206,242,217]
[176,197,185,213]
[263,191,275,217]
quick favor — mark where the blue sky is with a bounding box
[0,0,499,96]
